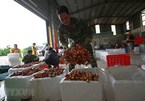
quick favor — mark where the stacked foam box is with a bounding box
[7,53,21,66]
[30,68,66,101]
[4,75,33,101]
[106,48,125,54]
[60,68,102,101]
[8,66,33,75]
[4,68,43,101]
[107,66,145,101]
[8,62,45,74]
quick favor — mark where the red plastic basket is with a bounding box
[106,54,130,67]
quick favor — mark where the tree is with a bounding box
[0,45,10,56]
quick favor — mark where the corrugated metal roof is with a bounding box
[14,0,145,25]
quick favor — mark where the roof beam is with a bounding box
[14,0,49,20]
[50,0,59,9]
[66,0,72,13]
[71,2,105,15]
[71,1,145,15]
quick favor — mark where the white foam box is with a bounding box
[107,66,145,101]
[8,62,45,75]
[60,68,102,101]
[59,64,69,74]
[4,75,33,101]
[32,61,46,67]
[30,72,66,101]
[8,66,33,74]
[106,48,125,54]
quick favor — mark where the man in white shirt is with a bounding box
[58,46,65,57]
[41,44,49,56]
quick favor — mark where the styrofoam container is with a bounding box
[59,64,69,74]
[32,61,45,67]
[60,68,102,101]
[106,48,125,54]
[8,58,21,66]
[8,62,45,74]
[30,70,66,101]
[8,66,33,74]
[7,53,19,59]
[139,44,145,53]
[95,50,108,61]
[141,54,145,61]
[4,68,43,101]
[107,66,145,101]
[4,75,33,101]
[7,53,21,66]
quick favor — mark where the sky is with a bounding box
[0,0,47,49]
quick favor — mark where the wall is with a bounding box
[116,24,124,35]
[94,34,125,44]
[130,12,145,38]
[93,10,145,48]
[132,12,141,29]
[132,26,145,37]
[100,24,111,32]
[93,24,125,48]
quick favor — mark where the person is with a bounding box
[44,47,59,68]
[108,42,114,49]
[8,44,21,66]
[43,47,50,60]
[115,43,122,49]
[125,31,135,52]
[22,50,39,64]
[41,44,49,56]
[32,43,37,56]
[58,46,65,58]
[10,44,21,53]
[57,5,97,67]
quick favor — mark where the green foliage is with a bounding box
[0,45,33,57]
[21,46,32,57]
[0,46,10,56]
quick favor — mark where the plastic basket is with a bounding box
[106,54,130,67]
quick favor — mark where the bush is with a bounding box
[0,46,10,56]
[21,46,32,57]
